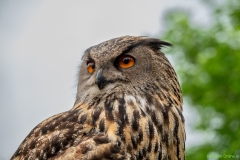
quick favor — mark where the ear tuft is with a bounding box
[140,38,172,51]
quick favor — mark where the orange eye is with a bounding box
[87,61,95,74]
[118,55,135,69]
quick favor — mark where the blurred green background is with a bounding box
[162,0,240,159]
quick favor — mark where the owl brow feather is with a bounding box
[120,38,172,57]
[81,47,94,61]
[139,38,173,51]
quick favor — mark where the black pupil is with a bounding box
[123,58,130,64]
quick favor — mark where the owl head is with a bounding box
[75,36,182,105]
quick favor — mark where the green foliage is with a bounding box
[162,0,240,159]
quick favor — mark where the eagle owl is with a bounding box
[11,36,185,160]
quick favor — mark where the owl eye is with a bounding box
[87,61,95,74]
[118,55,135,69]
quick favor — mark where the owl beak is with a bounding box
[96,69,107,90]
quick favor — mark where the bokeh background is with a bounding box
[1,0,239,159]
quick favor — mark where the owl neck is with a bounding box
[73,85,182,120]
[74,80,182,109]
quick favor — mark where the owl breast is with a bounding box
[73,88,184,160]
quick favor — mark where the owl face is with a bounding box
[82,46,151,89]
[76,36,175,103]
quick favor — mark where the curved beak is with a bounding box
[96,69,107,90]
